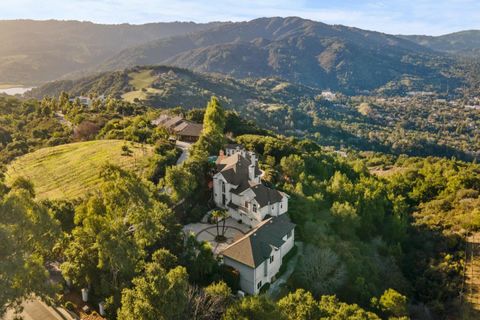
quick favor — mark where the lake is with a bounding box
[0,87,35,95]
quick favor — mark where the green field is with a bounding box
[5,140,155,200]
[121,70,161,102]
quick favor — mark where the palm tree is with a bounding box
[211,209,229,242]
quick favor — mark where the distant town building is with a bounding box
[320,90,336,101]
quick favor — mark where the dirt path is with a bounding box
[463,233,480,317]
[55,112,73,128]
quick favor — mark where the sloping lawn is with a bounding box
[5,140,154,200]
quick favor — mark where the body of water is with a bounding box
[0,87,34,95]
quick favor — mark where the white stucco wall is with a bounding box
[253,248,282,294]
[222,227,295,295]
[280,228,295,259]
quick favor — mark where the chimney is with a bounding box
[248,151,257,181]
[249,163,255,181]
[218,149,225,162]
[249,151,256,166]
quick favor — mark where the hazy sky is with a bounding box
[1,0,480,35]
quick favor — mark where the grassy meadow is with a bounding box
[121,70,161,102]
[5,140,155,200]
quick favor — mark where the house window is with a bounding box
[270,255,274,263]
[222,182,225,192]
[281,203,283,209]
[253,204,257,213]
[257,281,262,289]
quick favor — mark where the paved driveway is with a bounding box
[183,217,252,255]
[2,299,75,320]
[175,140,191,165]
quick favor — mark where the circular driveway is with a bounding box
[195,224,246,254]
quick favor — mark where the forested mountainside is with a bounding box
[402,30,480,57]
[0,20,223,84]
[29,65,480,161]
[97,17,462,94]
[4,17,480,94]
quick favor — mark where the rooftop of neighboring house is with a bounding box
[173,121,203,137]
[221,214,295,268]
[162,115,184,129]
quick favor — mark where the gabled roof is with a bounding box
[151,114,170,126]
[250,184,285,207]
[162,116,184,129]
[173,121,203,137]
[216,153,261,185]
[221,215,295,268]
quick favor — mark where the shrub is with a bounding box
[64,301,75,311]
[220,265,240,291]
[259,282,271,294]
[278,245,298,276]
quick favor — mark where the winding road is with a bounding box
[175,140,191,165]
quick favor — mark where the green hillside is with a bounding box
[5,140,155,200]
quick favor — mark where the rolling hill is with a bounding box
[0,19,223,85]
[28,65,321,109]
[401,30,480,57]
[97,17,462,94]
[5,140,155,200]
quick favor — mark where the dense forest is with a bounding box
[1,92,479,319]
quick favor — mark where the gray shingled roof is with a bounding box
[217,153,261,186]
[250,184,284,207]
[221,215,295,268]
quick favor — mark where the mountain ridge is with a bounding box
[0,19,225,85]
[95,17,460,94]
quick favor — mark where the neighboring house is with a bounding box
[221,214,295,295]
[69,96,91,106]
[152,114,203,142]
[172,121,203,142]
[68,95,105,107]
[213,148,288,227]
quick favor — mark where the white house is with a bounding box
[213,149,288,228]
[221,215,295,295]
[214,146,295,295]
